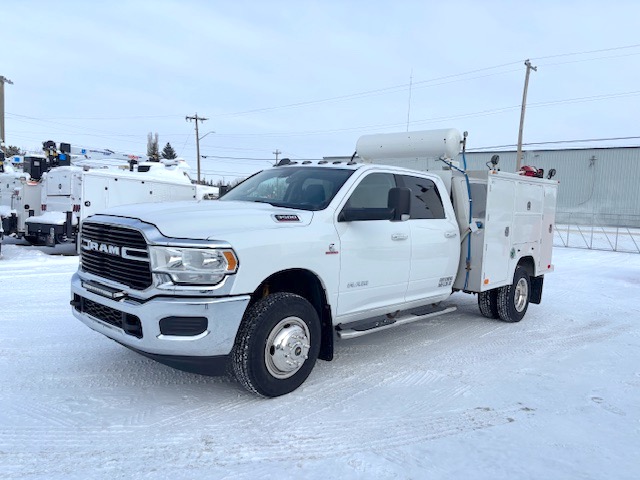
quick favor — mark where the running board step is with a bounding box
[336,305,457,339]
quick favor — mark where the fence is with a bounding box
[553,212,640,253]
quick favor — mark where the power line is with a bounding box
[468,135,640,151]
[6,113,181,121]
[209,88,640,139]
[9,87,639,147]
[199,168,258,176]
[207,64,523,119]
[532,42,640,61]
[201,154,273,161]
[537,51,640,68]
[5,42,640,132]
[205,43,640,119]
[4,45,639,146]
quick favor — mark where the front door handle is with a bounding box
[444,231,457,238]
[391,233,408,241]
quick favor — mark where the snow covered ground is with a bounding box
[1,243,638,479]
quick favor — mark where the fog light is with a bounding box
[159,316,208,336]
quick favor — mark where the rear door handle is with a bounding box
[391,233,408,241]
[444,231,457,238]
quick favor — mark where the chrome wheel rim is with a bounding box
[264,316,311,379]
[514,278,529,312]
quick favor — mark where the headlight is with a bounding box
[149,246,238,285]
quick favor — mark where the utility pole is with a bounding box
[186,113,208,183]
[516,59,537,172]
[0,75,14,147]
[273,149,281,165]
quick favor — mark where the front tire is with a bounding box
[496,266,531,323]
[232,292,321,397]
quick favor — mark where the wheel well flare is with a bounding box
[253,269,333,361]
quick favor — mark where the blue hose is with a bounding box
[462,150,472,290]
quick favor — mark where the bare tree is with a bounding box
[147,132,160,161]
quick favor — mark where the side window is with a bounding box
[346,173,396,209]
[400,175,445,219]
[469,183,487,218]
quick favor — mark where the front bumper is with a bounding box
[71,272,250,358]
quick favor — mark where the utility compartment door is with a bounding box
[481,177,515,289]
[81,175,109,219]
[539,184,558,272]
[512,182,544,245]
[46,171,74,196]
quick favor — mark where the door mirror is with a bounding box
[388,187,411,221]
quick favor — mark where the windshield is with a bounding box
[219,166,355,211]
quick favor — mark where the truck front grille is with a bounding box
[80,222,152,290]
[73,294,143,338]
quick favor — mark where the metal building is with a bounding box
[464,147,640,228]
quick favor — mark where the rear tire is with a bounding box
[496,266,531,323]
[232,292,321,397]
[24,235,43,245]
[478,289,499,319]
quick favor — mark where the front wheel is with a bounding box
[231,292,321,397]
[496,266,531,323]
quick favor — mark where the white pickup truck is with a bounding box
[71,129,558,397]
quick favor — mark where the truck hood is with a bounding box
[89,200,314,240]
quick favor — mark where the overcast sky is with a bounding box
[4,1,640,182]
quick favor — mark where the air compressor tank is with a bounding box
[356,128,462,162]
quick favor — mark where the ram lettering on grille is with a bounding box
[81,239,120,256]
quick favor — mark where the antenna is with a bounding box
[406,69,413,132]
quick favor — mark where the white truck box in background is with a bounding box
[0,166,44,239]
[26,162,218,245]
[81,165,217,219]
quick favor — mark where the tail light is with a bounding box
[73,204,81,212]
[41,204,47,211]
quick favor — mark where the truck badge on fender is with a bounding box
[326,243,339,255]
[274,214,300,222]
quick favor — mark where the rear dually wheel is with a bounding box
[496,266,531,323]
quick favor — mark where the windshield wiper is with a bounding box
[251,199,292,208]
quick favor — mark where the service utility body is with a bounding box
[71,129,558,397]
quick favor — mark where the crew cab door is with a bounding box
[399,174,460,302]
[335,172,410,319]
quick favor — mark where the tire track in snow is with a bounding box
[0,404,529,467]
[191,405,528,465]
